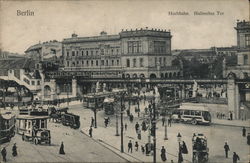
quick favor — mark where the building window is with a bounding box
[154,41,166,53]
[133,58,137,67]
[163,57,166,65]
[112,60,114,66]
[101,49,104,55]
[96,51,99,55]
[37,81,40,85]
[111,49,114,55]
[67,61,69,67]
[86,61,89,66]
[32,81,35,85]
[86,51,88,56]
[76,51,78,56]
[67,51,69,57]
[246,34,250,47]
[244,55,248,65]
[101,60,104,66]
[76,61,79,65]
[72,62,75,67]
[82,51,84,56]
[117,59,120,66]
[128,41,142,53]
[126,59,130,67]
[72,51,75,56]
[106,60,108,66]
[140,58,144,67]
[91,60,94,66]
[117,49,119,54]
[96,60,98,66]
[82,61,84,65]
[159,57,162,65]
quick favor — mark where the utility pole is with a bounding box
[115,96,119,136]
[120,93,124,153]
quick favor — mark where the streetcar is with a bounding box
[192,133,209,163]
[103,97,115,115]
[0,112,16,144]
[16,110,51,145]
[82,89,126,109]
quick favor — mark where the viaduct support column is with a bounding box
[227,77,240,119]
[72,78,77,97]
[50,79,56,100]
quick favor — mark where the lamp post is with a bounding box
[152,102,157,163]
[177,133,183,163]
[164,111,168,140]
[120,92,125,153]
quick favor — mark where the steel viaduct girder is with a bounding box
[75,78,228,84]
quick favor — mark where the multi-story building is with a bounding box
[224,20,250,79]
[62,28,181,79]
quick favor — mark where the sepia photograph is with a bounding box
[0,0,249,162]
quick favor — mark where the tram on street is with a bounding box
[103,97,115,115]
[171,103,212,125]
[82,89,127,109]
[0,112,16,144]
[16,110,51,145]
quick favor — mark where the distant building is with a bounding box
[25,40,62,66]
[176,48,217,64]
[61,28,182,79]
[223,20,250,79]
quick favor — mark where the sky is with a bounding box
[0,0,249,54]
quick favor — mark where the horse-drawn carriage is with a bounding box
[192,133,209,163]
[49,107,80,129]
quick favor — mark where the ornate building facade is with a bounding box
[62,28,182,79]
[224,20,250,79]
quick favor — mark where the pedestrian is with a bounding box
[141,145,145,154]
[1,147,7,162]
[125,123,127,131]
[128,140,133,153]
[137,128,141,140]
[160,146,167,162]
[242,127,246,137]
[12,143,17,157]
[145,143,150,156]
[135,122,140,132]
[224,142,230,158]
[89,126,93,138]
[126,109,130,117]
[104,117,108,127]
[233,152,240,163]
[181,141,188,154]
[59,142,65,155]
[91,117,94,127]
[229,111,233,120]
[168,117,172,127]
[135,141,139,151]
[162,117,165,126]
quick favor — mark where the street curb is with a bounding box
[79,130,136,163]
[211,123,250,128]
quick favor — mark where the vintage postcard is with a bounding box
[0,0,249,162]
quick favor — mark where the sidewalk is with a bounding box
[212,119,250,128]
